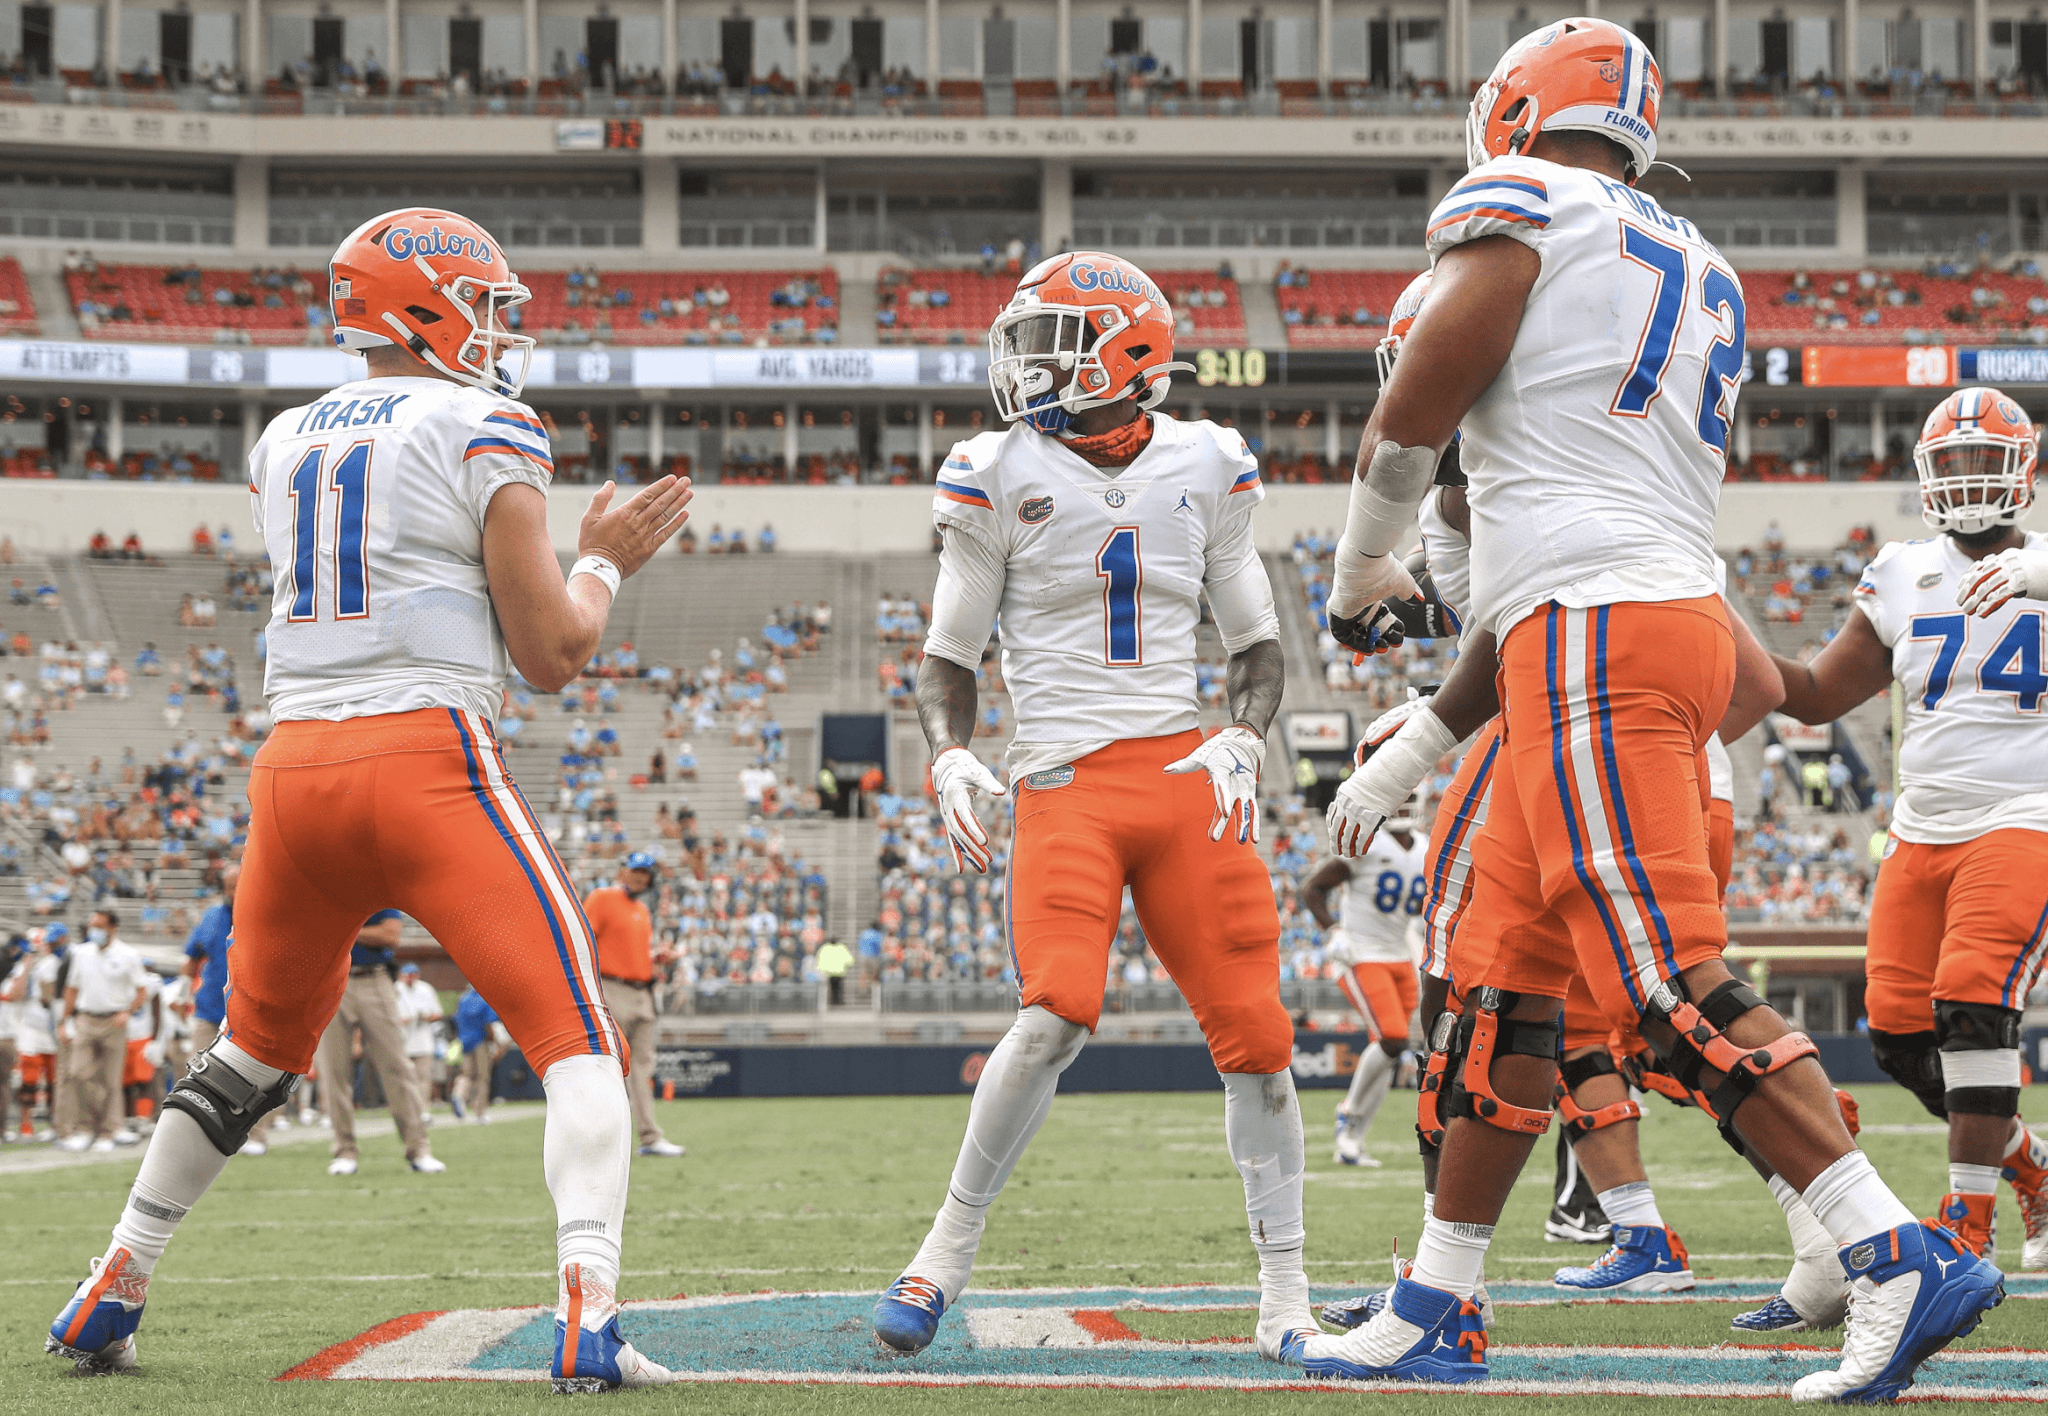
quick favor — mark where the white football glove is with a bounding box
[930,746,1007,873]
[1163,726,1266,843]
[1957,543,2048,616]
[1328,704,1458,857]
[1328,543,1421,622]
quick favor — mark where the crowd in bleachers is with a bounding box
[66,256,330,344]
[1746,259,2048,340]
[1724,817,1877,924]
[1727,521,1880,639]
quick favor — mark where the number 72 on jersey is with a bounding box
[1610,224,1747,456]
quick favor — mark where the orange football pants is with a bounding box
[1460,599,1734,1032]
[1007,730,1291,1074]
[1864,828,2048,1032]
[1421,718,1503,983]
[1340,961,1420,1043]
[224,707,623,1078]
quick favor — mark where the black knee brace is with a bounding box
[1444,988,1563,1136]
[1867,1027,1948,1119]
[162,1045,301,1157]
[1555,1049,1642,1136]
[1644,977,1817,1153]
[1415,1007,1461,1153]
[1935,999,2023,1119]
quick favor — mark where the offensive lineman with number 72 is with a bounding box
[871,251,1325,1365]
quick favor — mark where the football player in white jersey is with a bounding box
[1302,808,1427,1166]
[47,208,689,1391]
[1749,388,2048,1322]
[872,252,1321,1363]
[1290,21,1997,1398]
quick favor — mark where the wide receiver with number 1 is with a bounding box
[871,251,1321,1363]
[45,207,691,1393]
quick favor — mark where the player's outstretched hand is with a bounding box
[1163,725,1265,844]
[1328,695,1455,858]
[1327,545,1420,623]
[1328,601,1409,664]
[931,747,1006,873]
[578,475,694,579]
[1956,543,2048,616]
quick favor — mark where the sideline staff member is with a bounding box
[583,852,683,1157]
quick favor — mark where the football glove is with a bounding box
[1327,602,1409,662]
[1163,725,1265,844]
[1956,543,2048,616]
[1328,543,1421,622]
[930,747,1007,874]
[1327,701,1457,857]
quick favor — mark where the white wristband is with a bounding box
[569,555,621,600]
[1353,706,1460,813]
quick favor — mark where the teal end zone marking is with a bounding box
[441,1282,2048,1395]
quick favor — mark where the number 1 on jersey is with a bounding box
[1096,526,1143,666]
[286,441,373,622]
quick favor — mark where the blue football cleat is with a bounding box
[873,1275,947,1353]
[1284,1277,1488,1383]
[1322,1269,1492,1332]
[1554,1224,1696,1294]
[1789,1221,2005,1404]
[549,1264,674,1393]
[46,1249,145,1373]
[1732,1294,1827,1333]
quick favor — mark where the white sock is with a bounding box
[106,1038,285,1280]
[1802,1150,1917,1247]
[1342,1046,1397,1133]
[1421,1189,1435,1227]
[1223,1069,1309,1317]
[1408,1216,1492,1299]
[2004,1120,2043,1163]
[1596,1180,1664,1231]
[107,1111,233,1280]
[1950,1161,2002,1196]
[1769,1172,1841,1266]
[542,1054,631,1329]
[908,1005,1086,1301]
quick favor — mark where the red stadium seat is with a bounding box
[0,257,38,335]
[1275,269,1416,348]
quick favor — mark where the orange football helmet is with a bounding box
[1914,387,2039,534]
[1375,271,1433,385]
[988,252,1194,435]
[1467,17,1660,183]
[329,207,536,398]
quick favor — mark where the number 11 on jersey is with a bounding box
[1096,526,1144,666]
[287,440,373,622]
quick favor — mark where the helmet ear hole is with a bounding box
[404,304,444,325]
[1124,344,1152,361]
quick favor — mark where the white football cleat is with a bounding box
[239,1140,268,1157]
[637,1139,686,1158]
[328,1157,358,1176]
[410,1155,447,1173]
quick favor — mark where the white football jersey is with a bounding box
[248,377,554,723]
[926,415,1277,777]
[1854,532,2048,843]
[1331,831,1428,964]
[1416,484,1470,632]
[1428,157,1732,639]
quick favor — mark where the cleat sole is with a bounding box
[550,1375,615,1395]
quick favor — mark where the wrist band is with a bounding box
[569,555,621,600]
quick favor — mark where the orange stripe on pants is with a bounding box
[225,707,622,1078]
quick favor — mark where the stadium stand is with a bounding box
[1744,262,2048,341]
[879,266,1243,345]
[1275,268,1415,348]
[0,258,37,336]
[58,262,838,347]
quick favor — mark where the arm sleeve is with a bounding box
[1204,441,1281,654]
[923,522,1007,671]
[459,400,555,522]
[1425,160,1555,265]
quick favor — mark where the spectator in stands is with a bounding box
[87,532,113,560]
[758,523,777,552]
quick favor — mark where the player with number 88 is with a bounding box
[874,251,1323,1367]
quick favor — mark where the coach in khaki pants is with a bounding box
[315,910,442,1177]
[583,852,684,1157]
[57,910,147,1150]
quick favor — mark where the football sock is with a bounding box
[1222,1069,1310,1318]
[107,1110,232,1280]
[1421,1188,1435,1226]
[542,1054,631,1329]
[1595,1180,1664,1231]
[1767,1171,1850,1322]
[1950,1161,2002,1196]
[2006,1119,2045,1162]
[1769,1173,1840,1265]
[1342,1045,1397,1133]
[909,1005,1087,1302]
[1802,1150,1917,1246]
[1409,1216,1492,1300]
[106,1038,283,1281]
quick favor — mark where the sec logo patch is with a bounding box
[1019,495,1055,525]
[1104,488,1127,509]
[1917,572,1943,589]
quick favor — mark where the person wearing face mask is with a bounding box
[57,911,149,1152]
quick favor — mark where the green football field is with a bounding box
[3,1083,2039,1414]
